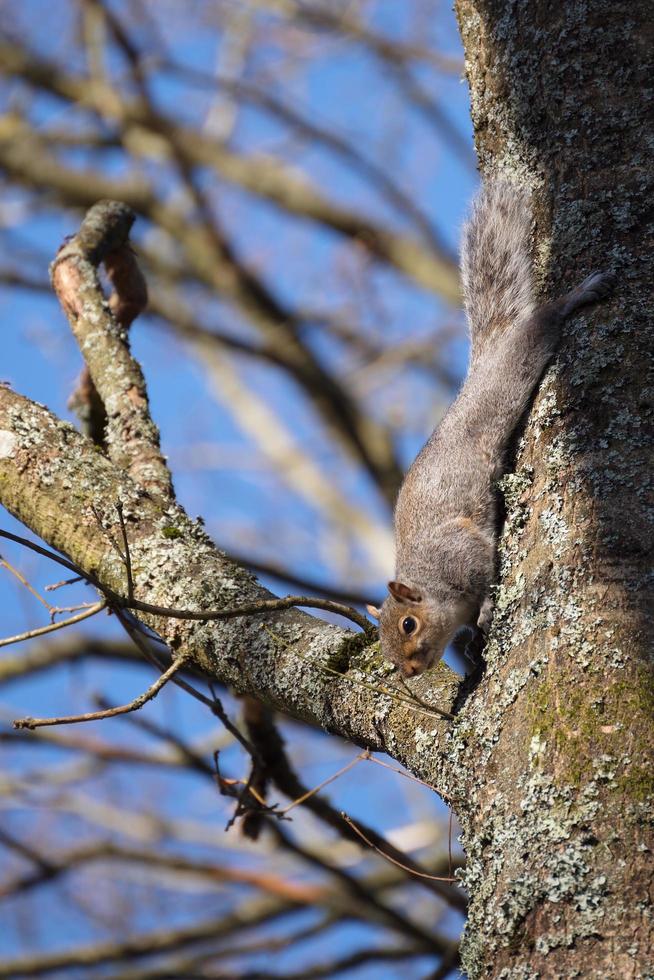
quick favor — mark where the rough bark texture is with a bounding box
[451,0,654,976]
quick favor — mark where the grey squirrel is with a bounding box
[367,180,614,677]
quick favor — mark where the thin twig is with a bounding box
[45,575,83,592]
[50,602,101,616]
[206,681,268,832]
[0,602,106,649]
[240,704,465,909]
[113,606,268,829]
[213,749,284,833]
[0,554,53,613]
[225,548,381,608]
[0,527,374,633]
[115,501,134,600]
[340,812,458,883]
[0,527,454,725]
[125,593,375,634]
[12,654,186,730]
[281,751,369,815]
[112,608,216,709]
[219,776,269,808]
[364,755,453,801]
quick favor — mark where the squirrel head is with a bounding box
[368,580,457,677]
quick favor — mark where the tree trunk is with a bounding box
[451,0,654,975]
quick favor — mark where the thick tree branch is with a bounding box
[0,384,459,784]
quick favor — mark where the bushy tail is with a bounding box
[460,180,536,366]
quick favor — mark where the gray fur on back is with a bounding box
[376,180,614,677]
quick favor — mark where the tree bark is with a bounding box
[451,0,654,975]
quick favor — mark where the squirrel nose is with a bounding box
[402,661,421,677]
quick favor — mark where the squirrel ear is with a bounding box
[366,604,381,621]
[388,580,422,604]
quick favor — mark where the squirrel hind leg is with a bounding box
[476,596,494,636]
[455,598,493,678]
[558,270,616,318]
[456,625,486,681]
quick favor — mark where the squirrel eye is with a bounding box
[402,616,417,635]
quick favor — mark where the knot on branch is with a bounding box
[75,199,136,265]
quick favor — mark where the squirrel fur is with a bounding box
[368,180,615,677]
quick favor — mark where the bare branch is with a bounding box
[235,0,463,75]
[0,552,54,613]
[12,653,186,730]
[164,59,445,244]
[50,199,172,499]
[268,822,448,953]
[201,347,395,573]
[0,901,307,977]
[340,811,457,883]
[0,390,458,787]
[243,703,465,910]
[0,48,460,297]
[0,636,141,683]
[0,120,406,501]
[0,602,106,649]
